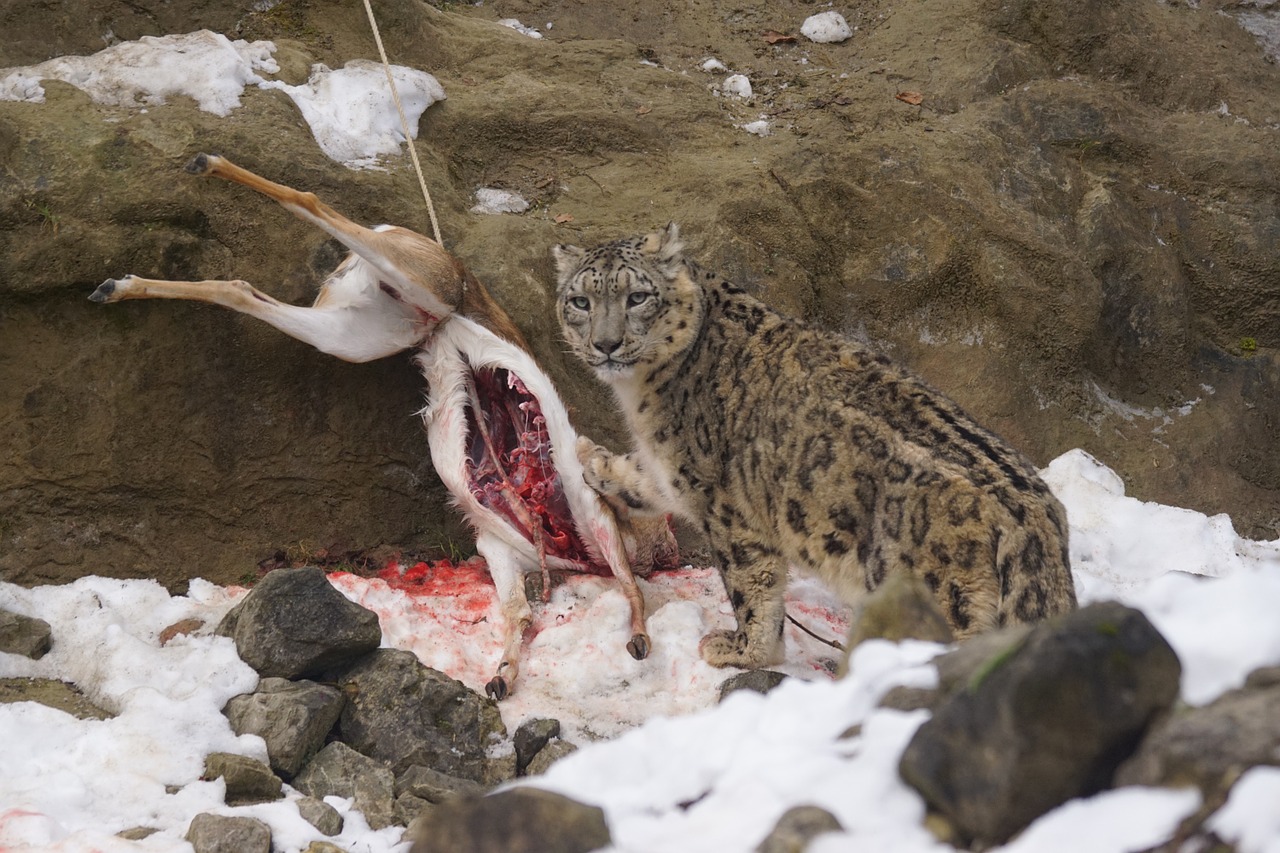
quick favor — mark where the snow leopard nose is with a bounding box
[594,338,623,356]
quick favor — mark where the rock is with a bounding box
[117,826,158,840]
[216,568,381,679]
[223,677,345,779]
[203,752,283,806]
[293,742,396,831]
[304,842,348,853]
[0,609,52,659]
[396,764,487,803]
[1115,679,1280,799]
[718,670,788,702]
[898,602,1181,845]
[755,805,843,853]
[185,813,271,853]
[327,649,506,783]
[1245,666,1280,689]
[931,624,1034,695]
[513,718,561,776]
[296,796,344,836]
[408,787,610,853]
[395,793,433,828]
[524,739,579,777]
[843,571,954,654]
[158,618,204,645]
[0,677,111,720]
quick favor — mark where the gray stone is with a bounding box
[844,572,954,654]
[216,568,381,680]
[396,764,486,803]
[932,623,1034,696]
[1116,680,1280,798]
[293,742,396,831]
[203,752,283,805]
[395,793,433,828]
[524,739,579,777]
[408,787,610,853]
[297,796,344,836]
[185,813,271,853]
[327,649,506,783]
[0,609,52,659]
[755,805,843,853]
[223,677,345,779]
[898,602,1181,845]
[514,718,561,776]
[303,842,348,853]
[718,670,788,702]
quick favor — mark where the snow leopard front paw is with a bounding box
[576,437,618,495]
[699,629,763,668]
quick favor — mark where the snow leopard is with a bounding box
[552,223,1077,668]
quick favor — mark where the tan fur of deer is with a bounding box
[92,153,674,699]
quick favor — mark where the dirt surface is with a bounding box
[1,0,1278,588]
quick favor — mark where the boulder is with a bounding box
[293,742,396,831]
[524,739,579,778]
[755,805,843,853]
[296,796,343,837]
[216,568,381,679]
[1116,677,1280,800]
[408,787,610,853]
[223,677,346,778]
[185,813,271,853]
[395,765,487,803]
[327,649,506,783]
[513,718,561,776]
[898,602,1181,845]
[718,670,788,702]
[203,752,283,806]
[0,609,52,659]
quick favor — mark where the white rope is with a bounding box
[362,0,444,246]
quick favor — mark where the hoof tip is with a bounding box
[627,633,651,660]
[89,279,116,303]
[485,676,509,701]
[185,153,211,175]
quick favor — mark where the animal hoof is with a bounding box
[485,676,509,701]
[627,633,651,660]
[185,152,212,175]
[89,279,116,303]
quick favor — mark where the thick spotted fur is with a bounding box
[553,223,1077,668]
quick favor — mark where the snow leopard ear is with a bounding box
[552,243,586,288]
[642,222,685,278]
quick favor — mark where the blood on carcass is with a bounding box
[464,366,608,574]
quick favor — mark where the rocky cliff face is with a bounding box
[2,0,1277,588]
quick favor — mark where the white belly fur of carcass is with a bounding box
[413,315,625,575]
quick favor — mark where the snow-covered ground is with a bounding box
[2,448,1279,852]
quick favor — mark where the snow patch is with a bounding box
[260,61,445,169]
[801,11,854,44]
[470,188,531,215]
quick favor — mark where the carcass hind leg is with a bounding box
[476,533,533,700]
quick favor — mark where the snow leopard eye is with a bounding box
[569,296,590,311]
[626,292,653,308]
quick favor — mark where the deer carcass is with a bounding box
[91,153,677,699]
